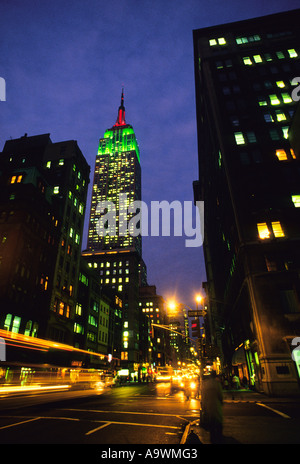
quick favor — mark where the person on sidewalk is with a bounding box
[201,370,223,444]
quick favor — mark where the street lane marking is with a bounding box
[85,420,181,435]
[62,408,183,418]
[86,422,111,435]
[0,417,40,430]
[256,402,291,419]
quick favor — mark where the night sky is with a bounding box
[1,0,299,310]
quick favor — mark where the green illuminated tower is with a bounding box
[87,89,141,256]
[83,91,146,371]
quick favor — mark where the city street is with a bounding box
[0,382,300,445]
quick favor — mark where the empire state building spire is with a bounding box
[114,88,126,127]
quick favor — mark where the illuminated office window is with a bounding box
[253,54,263,63]
[292,195,300,207]
[275,149,288,161]
[12,316,21,333]
[269,94,280,105]
[282,126,289,139]
[276,81,285,88]
[281,93,292,104]
[276,51,285,59]
[275,110,286,121]
[218,37,226,45]
[258,97,267,106]
[288,49,298,58]
[234,132,245,145]
[243,57,253,65]
[272,221,285,237]
[10,175,23,184]
[257,223,271,239]
[209,39,217,46]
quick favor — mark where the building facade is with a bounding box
[0,134,90,361]
[83,90,146,372]
[193,9,300,395]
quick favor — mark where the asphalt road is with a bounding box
[1,383,300,445]
[0,382,199,445]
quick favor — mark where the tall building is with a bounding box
[139,285,169,368]
[193,9,300,395]
[87,89,141,256]
[0,134,90,358]
[83,91,145,372]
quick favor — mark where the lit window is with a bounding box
[269,94,280,105]
[218,37,226,45]
[272,221,285,238]
[59,159,64,166]
[275,149,288,161]
[282,126,289,139]
[76,303,82,315]
[257,223,271,239]
[53,186,59,194]
[275,110,286,121]
[276,51,285,59]
[292,195,300,207]
[12,316,21,333]
[234,132,245,145]
[258,97,267,106]
[209,39,217,46]
[10,175,22,184]
[46,161,51,168]
[4,314,12,331]
[243,57,252,65]
[288,49,298,58]
[276,81,285,88]
[253,55,263,63]
[281,93,292,104]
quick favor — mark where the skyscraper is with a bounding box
[87,89,141,256]
[193,9,300,395]
[0,134,90,351]
[83,91,145,372]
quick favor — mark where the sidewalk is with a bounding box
[182,388,300,445]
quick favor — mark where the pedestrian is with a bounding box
[232,374,240,390]
[201,371,223,444]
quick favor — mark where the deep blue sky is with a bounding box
[1,0,299,310]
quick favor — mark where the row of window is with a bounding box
[100,268,130,275]
[234,124,293,144]
[242,49,298,66]
[215,50,298,71]
[3,314,38,336]
[257,221,285,239]
[88,260,130,268]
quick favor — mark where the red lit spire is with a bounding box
[114,88,126,127]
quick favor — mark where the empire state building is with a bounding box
[86,90,142,257]
[82,90,146,369]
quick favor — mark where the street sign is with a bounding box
[188,310,203,317]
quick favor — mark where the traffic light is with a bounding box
[191,318,200,338]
